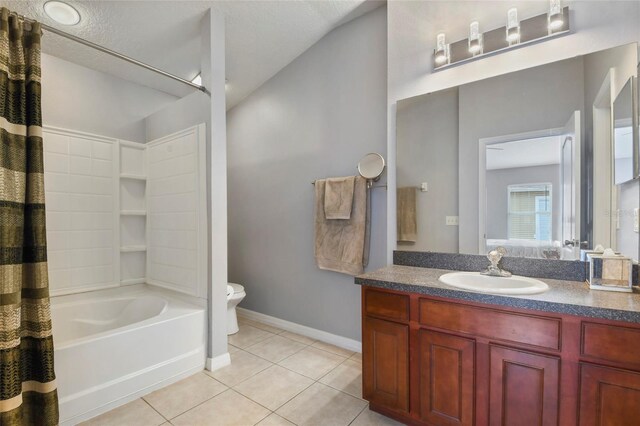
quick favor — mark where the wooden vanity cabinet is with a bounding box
[362,290,410,415]
[361,285,640,426]
[579,363,640,425]
[488,345,560,426]
[362,316,410,412]
[418,329,475,425]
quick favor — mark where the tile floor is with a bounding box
[81,316,403,426]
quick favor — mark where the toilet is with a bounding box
[227,283,246,335]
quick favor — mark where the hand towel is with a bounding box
[397,187,417,243]
[315,176,369,275]
[324,176,356,219]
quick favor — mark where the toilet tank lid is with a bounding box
[229,283,245,293]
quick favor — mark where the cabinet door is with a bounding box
[362,317,409,412]
[418,329,475,425]
[579,363,640,425]
[489,345,559,426]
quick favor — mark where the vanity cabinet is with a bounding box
[361,285,640,426]
[362,317,409,412]
[488,345,560,425]
[579,364,640,424]
[418,329,474,425]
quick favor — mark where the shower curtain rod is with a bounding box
[12,12,207,93]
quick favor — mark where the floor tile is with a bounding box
[279,346,346,380]
[279,331,316,345]
[239,317,285,334]
[311,341,355,357]
[80,399,165,426]
[143,372,227,419]
[228,344,241,353]
[319,358,362,398]
[350,406,405,425]
[171,389,270,426]
[245,335,307,363]
[205,350,273,387]
[256,413,295,425]
[350,352,362,363]
[276,382,367,426]
[234,365,313,410]
[228,324,274,349]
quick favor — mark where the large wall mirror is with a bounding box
[396,42,640,262]
[613,77,638,184]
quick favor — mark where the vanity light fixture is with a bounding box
[506,8,520,44]
[433,4,569,71]
[468,21,482,54]
[43,1,81,26]
[434,33,449,65]
[548,0,564,31]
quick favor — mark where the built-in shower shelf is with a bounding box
[120,210,146,216]
[120,173,147,181]
[120,245,147,253]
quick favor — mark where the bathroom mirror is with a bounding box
[613,77,638,184]
[396,42,640,262]
[358,152,385,181]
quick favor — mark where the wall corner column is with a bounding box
[201,8,230,370]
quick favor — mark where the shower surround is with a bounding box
[42,124,208,424]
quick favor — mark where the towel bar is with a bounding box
[311,180,387,189]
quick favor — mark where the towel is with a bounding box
[324,176,356,219]
[315,176,369,275]
[397,187,417,243]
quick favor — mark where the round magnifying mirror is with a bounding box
[358,152,385,181]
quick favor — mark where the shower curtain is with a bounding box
[0,8,59,425]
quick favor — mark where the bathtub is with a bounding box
[51,285,206,425]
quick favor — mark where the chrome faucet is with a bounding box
[481,247,512,277]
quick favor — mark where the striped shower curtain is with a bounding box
[0,8,59,425]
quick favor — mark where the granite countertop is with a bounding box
[355,265,640,323]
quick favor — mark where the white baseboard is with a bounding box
[206,352,231,371]
[237,307,362,353]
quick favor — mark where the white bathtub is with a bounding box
[51,285,206,425]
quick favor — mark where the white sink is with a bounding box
[438,272,549,295]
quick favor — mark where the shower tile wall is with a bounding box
[43,129,118,295]
[147,127,206,298]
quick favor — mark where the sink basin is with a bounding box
[438,272,549,295]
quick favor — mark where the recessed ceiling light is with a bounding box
[44,1,81,26]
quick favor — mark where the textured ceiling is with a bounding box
[0,0,384,108]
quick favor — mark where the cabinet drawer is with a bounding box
[581,322,640,367]
[419,298,561,350]
[364,289,409,322]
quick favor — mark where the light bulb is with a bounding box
[435,33,448,65]
[506,8,520,43]
[548,0,564,31]
[468,21,482,54]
